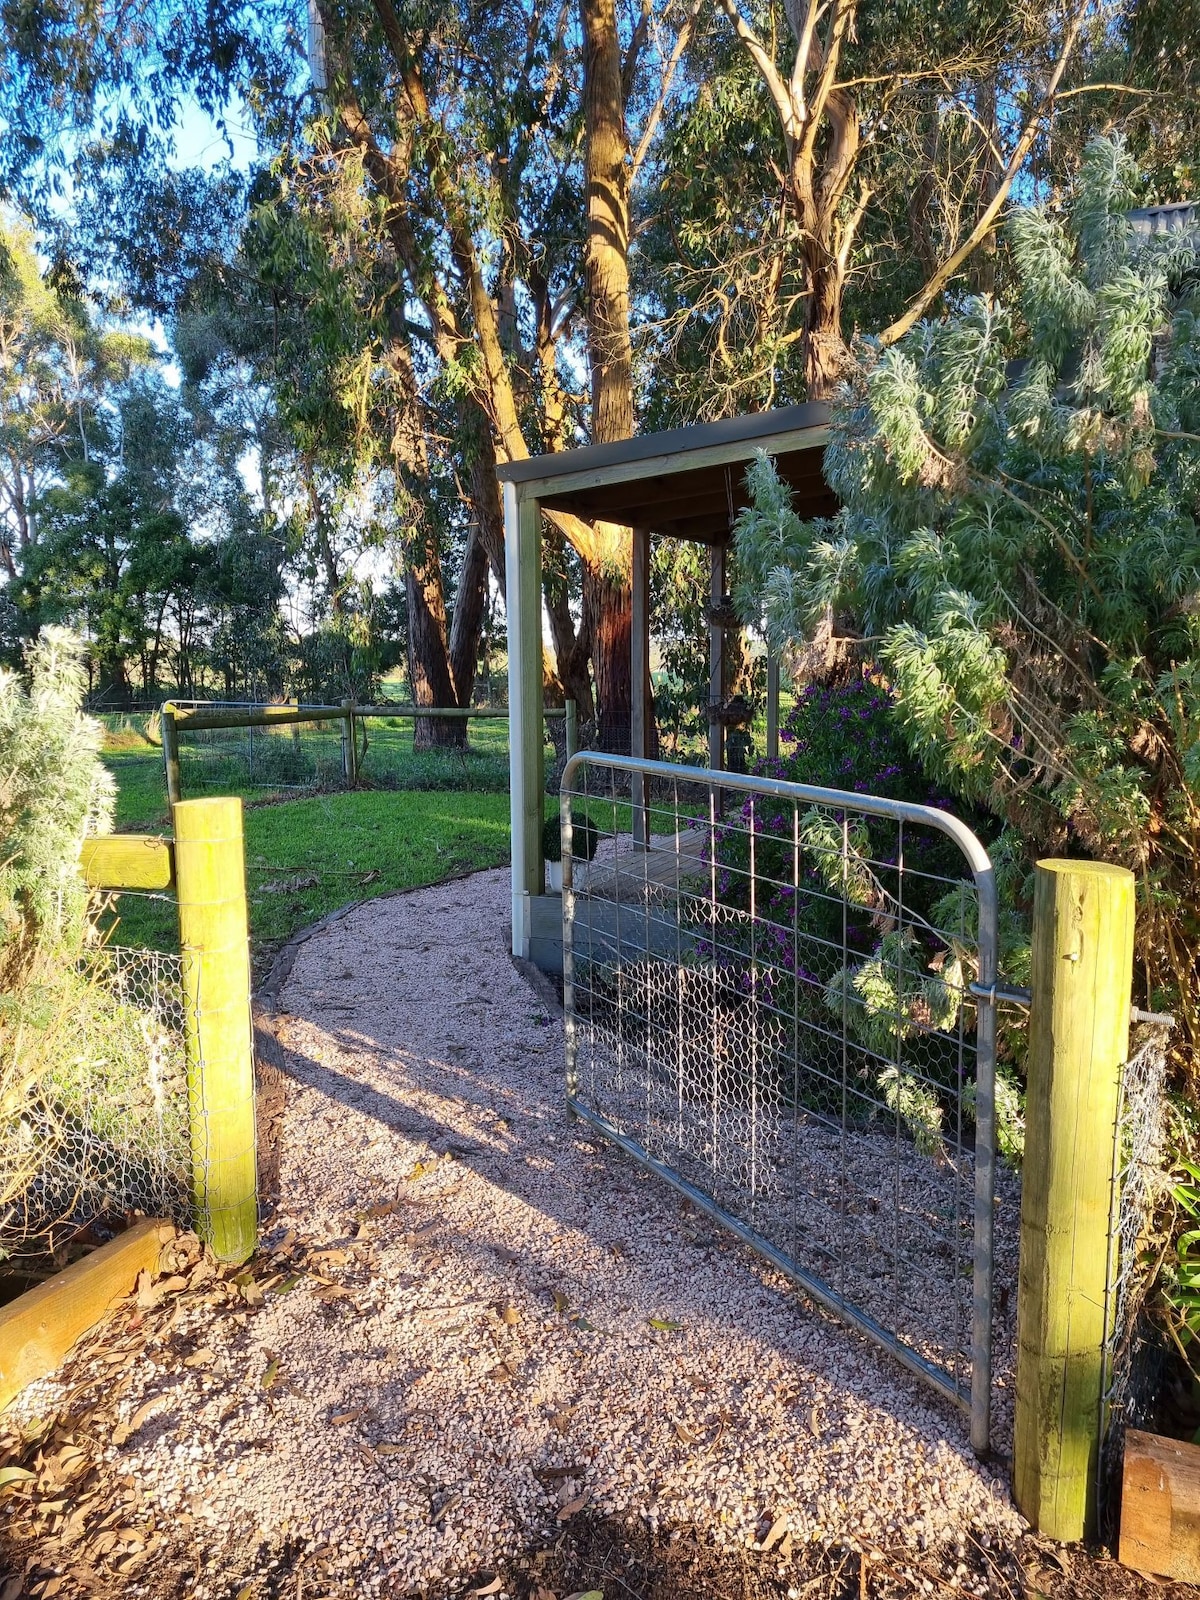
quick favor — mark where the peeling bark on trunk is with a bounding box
[406,530,466,752]
[584,559,632,752]
[448,519,489,706]
[543,522,595,720]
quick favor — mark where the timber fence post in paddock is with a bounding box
[565,698,578,761]
[161,702,182,805]
[1013,858,1136,1542]
[173,796,258,1264]
[341,697,358,785]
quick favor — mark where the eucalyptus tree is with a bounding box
[0,221,154,583]
[641,0,1200,408]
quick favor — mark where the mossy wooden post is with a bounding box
[341,697,358,786]
[161,703,182,806]
[174,797,257,1264]
[1014,858,1135,1542]
[565,698,578,760]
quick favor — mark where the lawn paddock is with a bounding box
[0,870,1188,1600]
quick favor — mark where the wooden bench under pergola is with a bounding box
[497,401,836,965]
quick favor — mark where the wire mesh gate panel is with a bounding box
[561,753,999,1453]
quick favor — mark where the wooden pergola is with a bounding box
[498,401,836,962]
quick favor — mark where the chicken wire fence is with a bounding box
[561,752,1001,1453]
[1098,1026,1174,1535]
[2,919,193,1269]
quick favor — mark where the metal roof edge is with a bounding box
[495,401,832,486]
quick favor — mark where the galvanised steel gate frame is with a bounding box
[561,752,999,1455]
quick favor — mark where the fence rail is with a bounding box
[561,752,1000,1453]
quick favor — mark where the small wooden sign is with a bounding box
[1120,1427,1200,1582]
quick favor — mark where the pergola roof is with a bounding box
[495,400,836,543]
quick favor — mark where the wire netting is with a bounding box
[170,706,534,797]
[563,759,1014,1431]
[174,708,346,795]
[1098,1026,1173,1535]
[1,928,191,1269]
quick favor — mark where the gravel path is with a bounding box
[104,868,1022,1596]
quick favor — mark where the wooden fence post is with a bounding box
[565,697,578,761]
[173,797,257,1264]
[1013,858,1136,1542]
[341,697,358,786]
[161,703,182,806]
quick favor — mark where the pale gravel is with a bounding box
[101,867,1023,1595]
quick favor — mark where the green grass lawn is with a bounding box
[99,718,519,966]
[97,710,687,972]
[102,787,514,969]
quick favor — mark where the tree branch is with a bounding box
[630,0,702,179]
[713,0,799,144]
[878,2,1087,347]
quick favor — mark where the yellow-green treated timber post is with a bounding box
[1013,858,1135,1541]
[174,797,257,1264]
[161,703,182,806]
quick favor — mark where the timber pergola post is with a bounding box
[497,402,834,963]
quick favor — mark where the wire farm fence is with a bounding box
[561,752,1004,1451]
[169,702,347,795]
[2,911,192,1270]
[165,703,557,799]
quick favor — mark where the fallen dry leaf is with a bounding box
[183,1348,215,1369]
[261,1357,281,1391]
[760,1514,788,1552]
[501,1303,521,1325]
[331,1408,364,1425]
[112,1397,167,1447]
[470,1579,504,1596]
[556,1489,591,1521]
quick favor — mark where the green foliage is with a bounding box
[735,137,1200,1068]
[0,629,113,984]
[1163,1159,1200,1364]
[0,632,190,1261]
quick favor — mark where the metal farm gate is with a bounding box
[561,753,999,1454]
